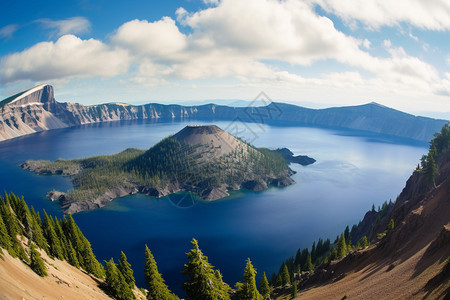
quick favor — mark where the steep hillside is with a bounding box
[22,125,297,213]
[1,84,447,142]
[0,249,113,300]
[291,125,450,300]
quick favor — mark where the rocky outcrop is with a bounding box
[274,148,316,166]
[1,84,447,142]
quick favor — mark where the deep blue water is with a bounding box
[0,120,427,295]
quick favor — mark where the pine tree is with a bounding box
[259,272,270,299]
[304,254,314,273]
[214,269,231,297]
[291,281,298,299]
[118,251,135,289]
[0,213,12,251]
[42,210,64,260]
[13,237,29,263]
[30,243,47,277]
[145,245,178,300]
[182,239,228,300]
[281,264,290,285]
[361,236,369,248]
[80,236,104,278]
[66,240,80,268]
[235,258,262,300]
[62,214,103,278]
[0,199,21,241]
[344,226,350,243]
[387,218,395,232]
[29,210,48,253]
[105,258,135,300]
[275,273,282,287]
[336,234,347,259]
[52,216,69,259]
[423,152,439,188]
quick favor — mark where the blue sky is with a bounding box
[0,0,449,119]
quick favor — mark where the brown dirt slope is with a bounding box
[295,150,450,300]
[0,247,112,300]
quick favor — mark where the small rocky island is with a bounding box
[21,125,314,213]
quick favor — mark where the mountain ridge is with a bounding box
[0,84,447,142]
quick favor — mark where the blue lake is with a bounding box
[0,119,427,295]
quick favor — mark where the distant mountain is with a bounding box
[0,84,447,142]
[22,125,295,213]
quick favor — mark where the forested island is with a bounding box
[22,125,313,213]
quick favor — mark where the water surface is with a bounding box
[0,120,427,294]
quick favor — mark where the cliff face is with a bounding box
[0,85,447,142]
[296,149,450,300]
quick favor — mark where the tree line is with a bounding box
[0,192,104,278]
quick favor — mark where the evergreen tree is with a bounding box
[145,245,178,300]
[13,237,29,263]
[118,251,135,289]
[42,210,64,260]
[310,241,316,262]
[80,237,104,278]
[0,199,21,242]
[296,264,301,276]
[52,216,69,259]
[259,272,270,299]
[235,258,262,300]
[30,243,47,277]
[62,214,103,278]
[361,236,369,248]
[182,239,228,300]
[329,248,337,261]
[66,240,80,268]
[304,254,314,273]
[0,213,12,251]
[281,264,290,285]
[423,152,439,188]
[387,218,395,232]
[105,258,135,300]
[291,281,298,299]
[343,226,350,243]
[214,270,231,297]
[336,234,347,259]
[29,211,48,253]
[275,273,282,287]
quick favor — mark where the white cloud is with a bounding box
[0,24,19,40]
[203,0,220,6]
[39,17,91,37]
[112,18,187,60]
[314,0,450,31]
[0,35,130,84]
[1,0,448,115]
[361,39,371,49]
[106,0,444,98]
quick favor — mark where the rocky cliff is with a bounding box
[1,84,447,142]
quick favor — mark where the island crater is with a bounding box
[21,125,314,213]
